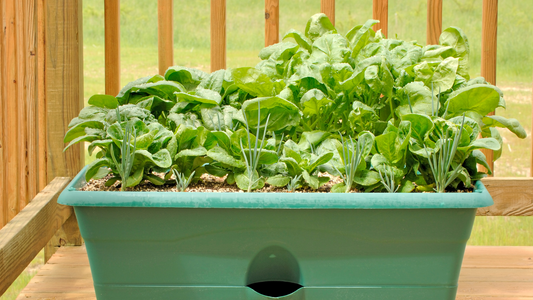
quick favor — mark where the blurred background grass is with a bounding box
[3,2,531,299]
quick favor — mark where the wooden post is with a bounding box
[373,0,388,38]
[158,0,173,75]
[105,0,120,96]
[321,0,335,26]
[211,0,226,72]
[480,0,498,175]
[426,0,442,45]
[43,212,82,262]
[265,0,279,47]
[42,0,83,261]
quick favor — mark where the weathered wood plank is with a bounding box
[321,0,335,26]
[0,177,71,296]
[43,0,83,261]
[457,282,533,297]
[265,0,279,47]
[480,0,498,174]
[211,0,226,72]
[427,0,442,45]
[462,246,533,269]
[463,246,533,257]
[158,0,173,75]
[18,293,96,300]
[4,0,20,225]
[44,0,83,181]
[24,0,39,204]
[105,0,120,96]
[457,297,533,300]
[37,0,47,192]
[16,0,29,211]
[0,0,6,227]
[372,0,388,37]
[460,268,533,282]
[478,178,533,216]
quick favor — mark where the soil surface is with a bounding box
[81,172,474,193]
[82,172,345,193]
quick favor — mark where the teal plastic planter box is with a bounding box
[58,167,493,300]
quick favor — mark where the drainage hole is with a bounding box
[247,281,303,297]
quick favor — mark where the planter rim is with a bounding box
[58,166,494,209]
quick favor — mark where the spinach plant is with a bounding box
[109,109,137,191]
[172,168,195,192]
[424,114,466,193]
[239,101,271,192]
[65,13,526,194]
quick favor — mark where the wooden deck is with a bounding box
[16,246,533,300]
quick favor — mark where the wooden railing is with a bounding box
[0,1,83,294]
[0,178,81,296]
[0,0,83,228]
[0,0,532,297]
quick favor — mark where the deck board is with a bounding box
[15,246,533,300]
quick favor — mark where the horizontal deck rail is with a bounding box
[0,177,77,296]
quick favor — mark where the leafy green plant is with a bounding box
[286,175,302,192]
[240,101,271,192]
[330,132,376,193]
[109,109,137,191]
[424,114,466,193]
[172,168,195,192]
[378,165,399,193]
[65,13,526,193]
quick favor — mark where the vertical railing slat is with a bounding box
[37,0,46,192]
[24,0,38,202]
[480,0,498,175]
[158,0,173,76]
[321,0,335,26]
[373,0,388,37]
[211,0,226,72]
[105,0,120,96]
[16,0,28,209]
[265,0,279,47]
[4,0,19,224]
[0,0,6,226]
[426,0,442,45]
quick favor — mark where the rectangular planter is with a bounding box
[58,167,493,300]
